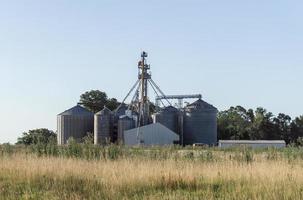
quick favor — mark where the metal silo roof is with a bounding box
[162,106,178,112]
[96,106,112,115]
[186,99,217,111]
[58,105,93,116]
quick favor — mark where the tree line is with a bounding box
[218,106,303,145]
[16,90,303,146]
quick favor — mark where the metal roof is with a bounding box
[162,106,178,112]
[124,123,179,146]
[58,105,93,116]
[156,94,202,100]
[96,106,112,115]
[219,140,286,144]
[186,99,217,111]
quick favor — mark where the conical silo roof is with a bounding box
[186,99,217,111]
[162,106,179,112]
[58,105,93,116]
[96,106,112,115]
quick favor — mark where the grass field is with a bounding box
[1,144,303,199]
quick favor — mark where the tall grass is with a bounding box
[1,144,303,199]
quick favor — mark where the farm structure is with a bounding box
[57,52,218,146]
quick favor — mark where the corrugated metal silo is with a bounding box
[94,107,112,145]
[153,106,179,134]
[112,104,128,143]
[117,115,135,144]
[183,99,218,145]
[57,105,94,145]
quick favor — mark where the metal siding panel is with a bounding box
[154,106,179,134]
[118,117,134,144]
[57,105,94,145]
[124,123,179,146]
[57,112,94,145]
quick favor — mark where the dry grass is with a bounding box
[1,150,303,199]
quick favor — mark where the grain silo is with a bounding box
[110,104,127,142]
[94,107,112,145]
[153,106,179,134]
[117,115,135,144]
[57,105,94,145]
[183,99,218,145]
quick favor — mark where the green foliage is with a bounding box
[106,98,120,111]
[79,90,108,113]
[218,106,303,145]
[198,151,214,162]
[4,144,303,164]
[79,90,121,113]
[243,148,254,163]
[0,143,13,156]
[266,147,279,160]
[291,116,303,145]
[66,138,83,158]
[16,129,56,146]
[296,137,303,146]
[82,133,94,145]
[228,147,254,163]
[217,106,252,140]
[107,144,123,160]
[184,151,194,160]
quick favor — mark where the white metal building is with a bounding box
[123,123,179,146]
[218,140,286,148]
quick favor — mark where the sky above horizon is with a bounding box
[0,1,302,143]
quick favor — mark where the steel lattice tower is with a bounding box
[137,51,151,126]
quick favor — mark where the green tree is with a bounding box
[250,107,276,140]
[16,128,56,145]
[291,116,303,145]
[217,106,294,142]
[217,106,252,140]
[79,90,121,113]
[106,98,120,111]
[273,113,292,143]
[79,90,108,113]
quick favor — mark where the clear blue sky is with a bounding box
[0,1,302,143]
